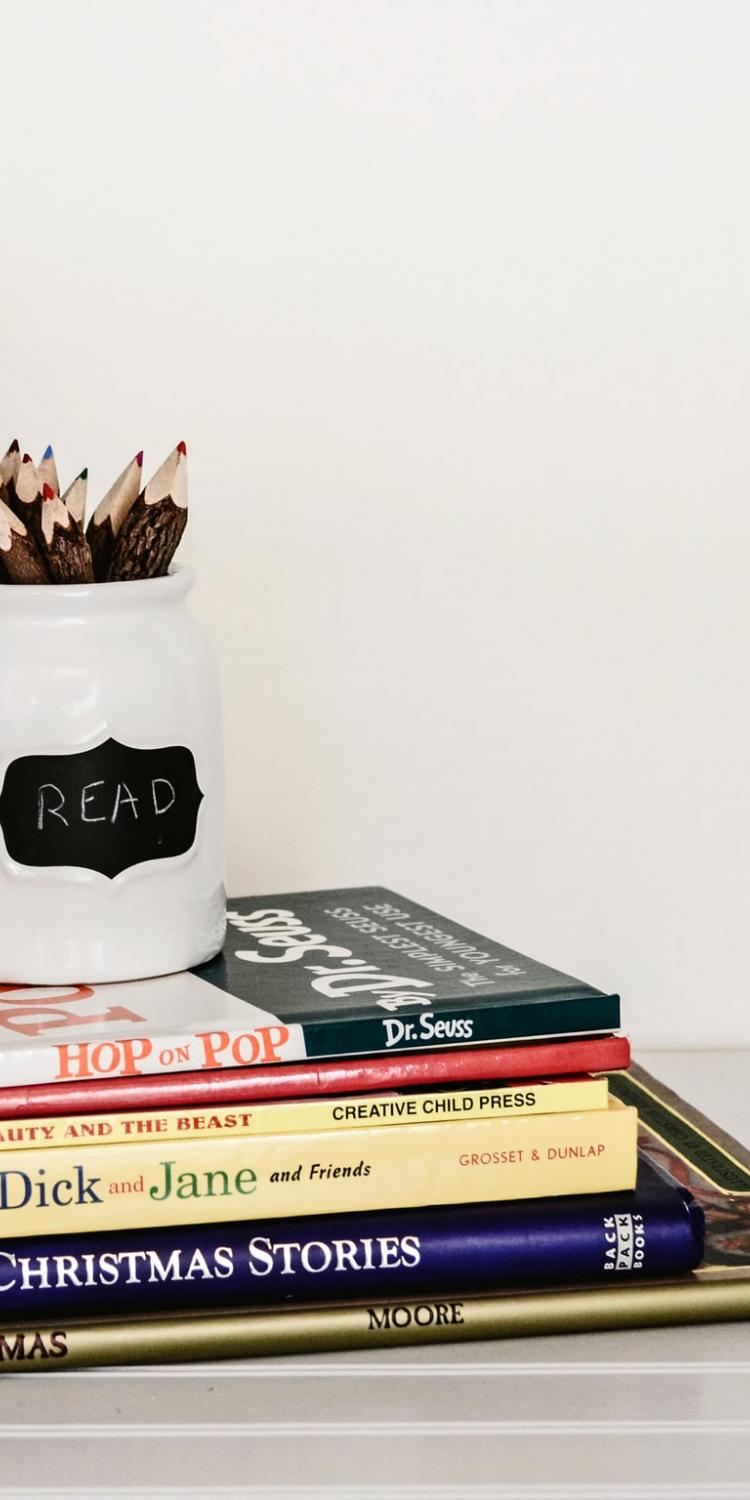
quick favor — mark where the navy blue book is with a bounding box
[0,1155,702,1322]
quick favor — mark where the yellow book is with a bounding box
[0,1075,610,1151]
[0,1100,636,1237]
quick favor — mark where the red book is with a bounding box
[0,1034,630,1117]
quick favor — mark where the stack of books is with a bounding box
[0,887,747,1372]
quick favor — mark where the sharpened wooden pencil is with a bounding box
[86,451,143,580]
[37,484,94,583]
[8,453,45,540]
[0,498,48,583]
[61,467,88,526]
[0,439,21,505]
[38,444,60,496]
[107,442,187,581]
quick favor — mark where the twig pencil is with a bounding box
[85,452,142,580]
[0,498,48,583]
[37,485,94,583]
[38,444,60,496]
[0,439,21,505]
[8,453,45,541]
[61,467,87,526]
[108,442,187,581]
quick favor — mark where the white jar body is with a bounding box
[0,571,226,983]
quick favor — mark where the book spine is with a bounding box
[0,1077,610,1151]
[0,1036,632,1117]
[0,1020,309,1091]
[1,1277,743,1373]
[0,1187,703,1321]
[0,1001,621,1090]
[296,996,620,1063]
[0,1106,637,1237]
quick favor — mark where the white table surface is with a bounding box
[3,1049,750,1500]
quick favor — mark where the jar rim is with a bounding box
[0,565,195,611]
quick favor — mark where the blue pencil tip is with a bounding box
[42,444,54,460]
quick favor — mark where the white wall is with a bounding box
[1,0,748,1046]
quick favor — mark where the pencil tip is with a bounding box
[42,483,56,500]
[135,451,144,467]
[177,440,187,456]
[8,439,19,453]
[22,453,32,464]
[79,467,88,480]
[42,444,54,460]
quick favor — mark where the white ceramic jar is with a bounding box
[0,568,226,983]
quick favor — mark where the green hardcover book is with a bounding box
[3,1062,749,1370]
[0,886,621,1089]
[198,887,620,1060]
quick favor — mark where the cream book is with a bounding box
[0,1075,610,1150]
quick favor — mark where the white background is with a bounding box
[1,1,748,1046]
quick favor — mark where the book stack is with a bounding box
[1,886,745,1373]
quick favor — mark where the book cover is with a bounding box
[0,1156,701,1322]
[0,1034,631,1120]
[0,1074,610,1150]
[1,1062,747,1370]
[0,887,620,1089]
[0,1100,637,1237]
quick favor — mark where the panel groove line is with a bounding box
[3,1419,750,1438]
[1,1484,750,1500]
[10,1359,750,1378]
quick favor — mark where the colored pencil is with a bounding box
[8,453,44,540]
[38,444,60,496]
[0,499,48,584]
[107,442,187,580]
[37,485,94,583]
[0,438,21,505]
[61,467,88,526]
[85,452,142,580]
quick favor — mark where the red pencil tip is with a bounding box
[177,441,187,456]
[42,483,56,500]
[22,453,32,464]
[135,450,144,467]
[8,439,19,454]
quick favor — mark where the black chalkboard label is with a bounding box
[0,739,204,879]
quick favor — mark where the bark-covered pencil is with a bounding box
[108,442,187,581]
[0,439,21,506]
[85,452,142,580]
[8,453,45,539]
[0,499,48,583]
[38,444,60,496]
[61,467,88,526]
[37,485,94,583]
